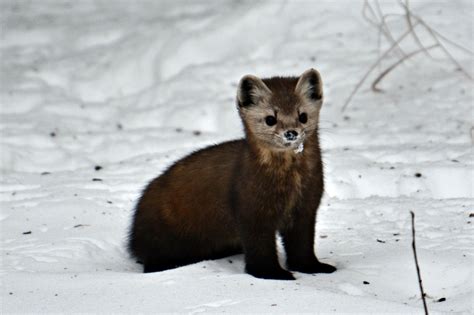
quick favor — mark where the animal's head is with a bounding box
[236,69,323,152]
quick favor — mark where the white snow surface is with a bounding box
[1,1,473,314]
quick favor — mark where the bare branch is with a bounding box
[345,1,472,111]
[375,0,408,58]
[415,18,473,80]
[363,0,407,59]
[397,2,473,80]
[410,211,429,315]
[371,44,439,92]
[398,0,474,56]
[432,28,474,56]
[341,25,417,112]
[400,0,434,59]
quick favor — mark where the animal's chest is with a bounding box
[240,148,322,226]
[272,170,303,208]
[266,160,311,223]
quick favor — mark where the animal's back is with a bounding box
[128,139,245,269]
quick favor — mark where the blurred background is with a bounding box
[1,1,472,174]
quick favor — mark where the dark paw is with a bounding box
[246,265,295,280]
[289,261,336,274]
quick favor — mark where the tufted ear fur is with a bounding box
[295,68,323,103]
[237,75,272,107]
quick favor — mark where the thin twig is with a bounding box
[401,0,433,59]
[341,25,417,112]
[415,18,473,80]
[431,28,474,56]
[397,0,473,56]
[371,44,439,92]
[410,211,429,315]
[397,2,473,80]
[345,1,472,111]
[362,0,383,65]
[363,0,407,59]
[374,0,407,59]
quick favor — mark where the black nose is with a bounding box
[284,130,298,141]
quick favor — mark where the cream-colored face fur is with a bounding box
[237,69,323,152]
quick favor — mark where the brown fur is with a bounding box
[128,69,336,280]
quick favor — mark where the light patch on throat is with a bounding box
[294,142,304,154]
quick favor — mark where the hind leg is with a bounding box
[142,236,201,273]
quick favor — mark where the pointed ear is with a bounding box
[295,68,323,103]
[237,75,271,107]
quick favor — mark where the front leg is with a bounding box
[239,223,295,280]
[282,207,336,274]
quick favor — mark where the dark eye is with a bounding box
[265,115,277,126]
[299,112,308,124]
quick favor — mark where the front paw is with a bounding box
[246,265,295,280]
[288,261,336,274]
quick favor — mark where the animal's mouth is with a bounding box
[278,137,305,152]
[261,134,306,153]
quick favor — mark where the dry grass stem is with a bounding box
[343,0,472,111]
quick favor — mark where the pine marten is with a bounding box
[128,69,336,280]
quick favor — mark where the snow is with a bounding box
[1,0,473,313]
